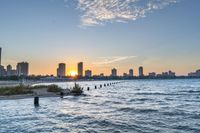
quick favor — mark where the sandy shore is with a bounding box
[0,80,77,100]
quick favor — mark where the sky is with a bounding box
[0,0,200,76]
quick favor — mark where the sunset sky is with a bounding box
[0,0,200,76]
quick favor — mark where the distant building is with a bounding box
[78,62,83,77]
[17,62,29,76]
[11,70,17,76]
[149,72,156,77]
[0,47,2,66]
[139,66,144,77]
[85,70,92,77]
[197,70,200,76]
[162,72,169,77]
[6,65,12,76]
[129,69,134,77]
[111,68,117,77]
[100,73,104,77]
[57,63,66,77]
[168,70,176,77]
[5,65,17,76]
[0,65,6,76]
[123,73,128,77]
[188,72,197,77]
[188,69,200,77]
[157,70,176,78]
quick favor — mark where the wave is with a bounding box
[117,107,158,113]
[129,98,154,102]
[178,90,200,93]
[135,92,199,96]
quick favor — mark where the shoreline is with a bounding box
[0,83,82,101]
[0,86,66,101]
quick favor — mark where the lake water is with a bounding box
[0,79,200,133]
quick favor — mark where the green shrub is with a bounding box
[47,85,62,92]
[71,83,83,96]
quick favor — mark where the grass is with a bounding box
[0,84,62,96]
[31,85,62,92]
[30,85,48,89]
[0,86,33,96]
[47,85,62,93]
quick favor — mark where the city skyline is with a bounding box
[0,47,199,78]
[0,47,199,77]
[0,0,200,75]
[2,57,200,78]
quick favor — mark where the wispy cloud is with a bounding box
[67,0,179,26]
[93,56,137,65]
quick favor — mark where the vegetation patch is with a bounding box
[0,84,62,96]
[0,86,33,96]
[47,85,62,93]
[71,83,83,96]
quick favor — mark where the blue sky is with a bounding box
[0,0,200,75]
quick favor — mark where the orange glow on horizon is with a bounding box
[69,71,77,77]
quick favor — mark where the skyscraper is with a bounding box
[129,69,134,77]
[17,62,29,76]
[111,68,117,77]
[139,66,144,77]
[85,70,92,77]
[0,65,6,76]
[6,65,12,76]
[57,63,66,77]
[0,47,2,66]
[78,62,83,77]
[6,65,16,76]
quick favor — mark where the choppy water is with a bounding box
[0,79,200,133]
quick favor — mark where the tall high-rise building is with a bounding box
[0,47,2,66]
[111,68,117,77]
[6,65,12,76]
[129,69,134,77]
[6,65,16,76]
[0,65,6,76]
[57,63,66,77]
[85,70,92,77]
[139,66,144,77]
[78,62,83,77]
[17,62,29,76]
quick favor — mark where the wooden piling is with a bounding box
[60,92,64,98]
[34,96,39,106]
